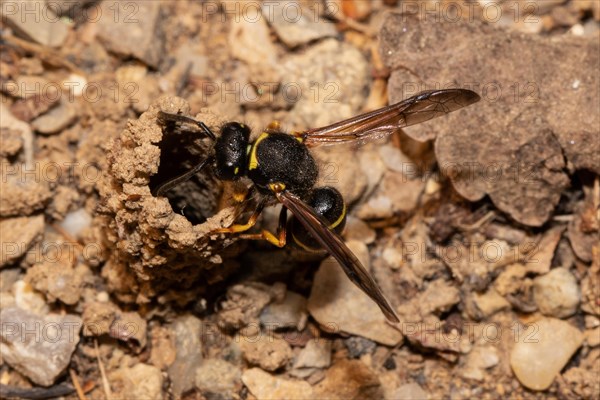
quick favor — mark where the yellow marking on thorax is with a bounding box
[248,132,270,171]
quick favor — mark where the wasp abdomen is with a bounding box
[290,186,347,251]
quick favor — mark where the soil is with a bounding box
[0,1,598,400]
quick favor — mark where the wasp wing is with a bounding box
[276,191,400,323]
[300,89,480,146]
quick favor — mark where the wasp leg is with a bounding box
[266,120,281,131]
[239,206,288,248]
[212,197,267,234]
[157,111,216,140]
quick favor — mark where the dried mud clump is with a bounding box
[99,96,240,303]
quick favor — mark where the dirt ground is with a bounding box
[1,1,599,399]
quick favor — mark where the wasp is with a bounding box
[153,89,480,322]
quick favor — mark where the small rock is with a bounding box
[344,336,376,359]
[281,39,368,129]
[59,208,92,239]
[419,279,460,316]
[494,263,527,296]
[263,0,337,48]
[113,311,147,349]
[526,226,565,274]
[377,144,415,175]
[510,318,583,391]
[148,325,176,370]
[355,171,425,220]
[109,363,163,400]
[239,335,293,371]
[0,128,24,157]
[96,1,165,68]
[218,283,273,330]
[194,358,241,395]
[0,306,82,386]
[533,268,580,318]
[585,326,600,347]
[25,260,87,305]
[229,18,278,66]
[195,358,241,397]
[31,100,78,134]
[294,339,331,369]
[308,241,403,346]
[392,382,429,400]
[314,359,383,399]
[168,315,203,397]
[0,215,44,268]
[1,103,34,164]
[12,280,49,315]
[3,0,69,47]
[0,171,51,217]
[260,290,308,331]
[465,288,511,320]
[82,301,118,336]
[242,367,314,399]
[343,216,376,244]
[460,346,500,381]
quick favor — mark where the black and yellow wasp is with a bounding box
[153,89,480,322]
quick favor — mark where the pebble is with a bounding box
[377,144,415,175]
[260,290,308,331]
[195,359,242,398]
[3,0,69,47]
[0,172,52,217]
[392,382,429,400]
[281,39,368,129]
[344,336,376,359]
[96,1,164,68]
[585,326,600,347]
[31,100,78,134]
[510,318,583,391]
[59,208,92,239]
[1,103,32,162]
[0,128,24,158]
[314,359,383,399]
[308,241,403,346]
[466,288,511,320]
[168,314,204,397]
[343,216,376,244]
[526,226,564,274]
[13,280,49,315]
[109,363,164,400]
[242,367,314,399]
[0,306,82,386]
[262,0,337,48]
[293,339,332,369]
[460,346,500,381]
[229,18,277,66]
[419,279,460,316]
[25,259,86,306]
[533,268,580,318]
[354,171,425,220]
[358,146,387,197]
[0,215,44,268]
[239,335,293,371]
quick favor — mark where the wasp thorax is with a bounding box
[215,122,251,180]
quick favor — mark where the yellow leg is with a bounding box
[212,199,266,234]
[238,206,288,247]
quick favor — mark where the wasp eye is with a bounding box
[215,122,250,180]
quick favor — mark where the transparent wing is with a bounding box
[300,89,480,146]
[276,191,400,323]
